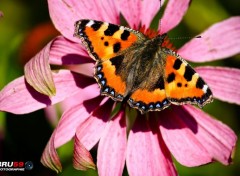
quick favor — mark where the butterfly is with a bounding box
[74,19,213,114]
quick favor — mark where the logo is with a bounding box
[0,161,33,171]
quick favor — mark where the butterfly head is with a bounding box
[154,33,168,46]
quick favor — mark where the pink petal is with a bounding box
[178,17,240,62]
[24,41,56,96]
[196,66,240,105]
[140,0,161,28]
[54,97,103,148]
[44,105,59,126]
[116,0,141,28]
[178,105,237,165]
[48,0,119,42]
[49,36,92,65]
[41,130,62,173]
[93,0,120,24]
[0,70,95,114]
[160,0,191,34]
[117,0,160,29]
[60,83,100,112]
[76,99,113,150]
[159,109,212,167]
[73,135,95,170]
[97,111,127,176]
[127,115,177,176]
[66,63,95,77]
[0,11,3,18]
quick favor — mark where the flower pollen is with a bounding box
[161,36,176,51]
[139,25,159,39]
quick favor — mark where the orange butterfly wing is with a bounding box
[125,47,213,114]
[74,19,144,61]
[74,19,145,101]
[164,50,213,107]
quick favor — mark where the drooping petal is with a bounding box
[54,97,103,148]
[159,108,212,167]
[41,130,62,173]
[73,134,96,170]
[127,115,177,176]
[196,66,240,105]
[0,70,95,114]
[160,0,191,34]
[97,111,127,176]
[49,36,92,65]
[176,105,237,165]
[24,36,94,96]
[48,0,119,42]
[24,41,56,96]
[178,17,240,62]
[75,99,113,150]
[41,97,102,172]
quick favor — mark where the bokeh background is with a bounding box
[0,0,239,175]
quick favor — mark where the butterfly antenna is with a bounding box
[169,35,202,40]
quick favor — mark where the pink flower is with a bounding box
[0,11,3,18]
[0,0,240,175]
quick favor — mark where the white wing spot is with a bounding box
[203,85,208,93]
[86,20,95,27]
[120,26,125,30]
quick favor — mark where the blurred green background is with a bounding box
[0,0,239,175]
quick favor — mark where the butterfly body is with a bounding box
[74,19,213,114]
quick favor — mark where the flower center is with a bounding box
[138,25,159,39]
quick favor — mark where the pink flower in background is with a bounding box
[0,0,240,175]
[0,11,3,18]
